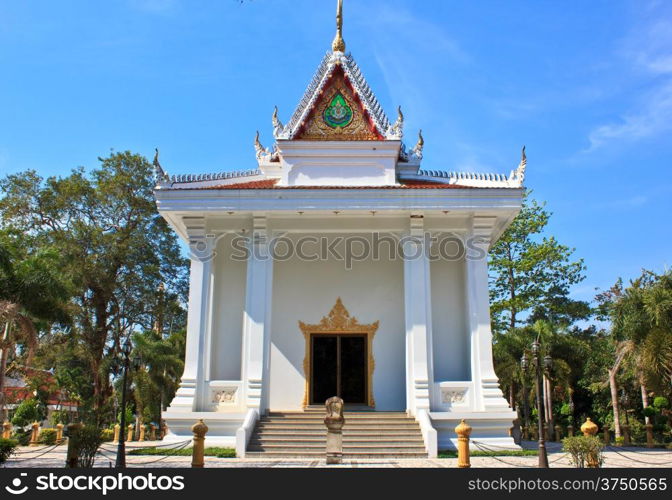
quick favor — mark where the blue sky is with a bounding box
[1,0,671,304]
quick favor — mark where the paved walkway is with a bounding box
[3,441,672,468]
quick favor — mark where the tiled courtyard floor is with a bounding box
[3,441,672,468]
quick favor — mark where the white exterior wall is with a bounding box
[159,192,523,448]
[210,234,247,381]
[268,233,405,410]
[430,255,469,383]
[276,140,401,187]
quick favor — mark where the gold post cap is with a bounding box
[191,418,209,437]
[455,418,472,437]
[581,417,598,435]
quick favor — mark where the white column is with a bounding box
[466,216,510,411]
[167,220,214,412]
[241,215,273,412]
[403,215,434,416]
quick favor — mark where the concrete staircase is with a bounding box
[246,410,427,458]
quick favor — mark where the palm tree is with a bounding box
[0,242,70,415]
[493,327,532,413]
[130,329,184,429]
[494,321,583,437]
[528,320,579,437]
[611,270,672,434]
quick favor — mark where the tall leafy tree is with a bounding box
[603,270,672,435]
[489,191,587,333]
[0,152,188,419]
[130,328,185,428]
[0,235,70,414]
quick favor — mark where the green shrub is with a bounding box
[129,446,236,458]
[39,428,58,445]
[628,419,647,443]
[562,435,604,468]
[615,436,625,446]
[49,410,71,427]
[438,449,537,458]
[653,397,669,410]
[117,406,134,426]
[69,425,104,468]
[11,399,42,428]
[12,429,31,446]
[560,403,572,416]
[100,429,115,442]
[0,438,18,464]
[643,407,657,418]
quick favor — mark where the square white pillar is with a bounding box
[167,222,214,412]
[466,216,511,411]
[241,215,273,412]
[403,215,434,416]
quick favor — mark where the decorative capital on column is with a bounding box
[409,213,424,237]
[402,214,430,261]
[251,215,269,247]
[470,215,497,250]
[184,216,217,262]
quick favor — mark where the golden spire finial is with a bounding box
[332,0,345,52]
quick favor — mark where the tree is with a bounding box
[489,191,587,334]
[130,328,185,427]
[597,270,672,437]
[11,398,43,428]
[0,236,70,415]
[0,152,189,419]
[494,320,588,437]
[493,327,534,428]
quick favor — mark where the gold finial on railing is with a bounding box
[332,0,346,52]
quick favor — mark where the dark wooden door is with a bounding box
[311,334,366,405]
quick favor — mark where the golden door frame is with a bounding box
[299,297,379,408]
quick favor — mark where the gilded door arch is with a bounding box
[299,298,379,407]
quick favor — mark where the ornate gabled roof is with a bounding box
[397,146,527,189]
[274,51,398,141]
[152,1,527,193]
[275,0,396,141]
[154,166,264,190]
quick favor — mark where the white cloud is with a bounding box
[587,81,672,151]
[628,20,672,75]
[359,3,469,127]
[585,10,672,152]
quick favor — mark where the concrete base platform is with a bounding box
[430,410,519,451]
[162,411,244,447]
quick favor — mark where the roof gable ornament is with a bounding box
[254,131,271,161]
[508,145,527,187]
[272,1,400,141]
[386,106,404,140]
[277,53,394,140]
[411,130,424,159]
[272,106,284,137]
[152,148,170,187]
[291,66,384,141]
[332,0,346,52]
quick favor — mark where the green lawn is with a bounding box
[128,446,236,458]
[438,449,538,458]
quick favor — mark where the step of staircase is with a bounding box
[247,411,427,458]
[256,422,419,428]
[244,451,428,458]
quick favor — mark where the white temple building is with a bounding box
[155,1,525,457]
